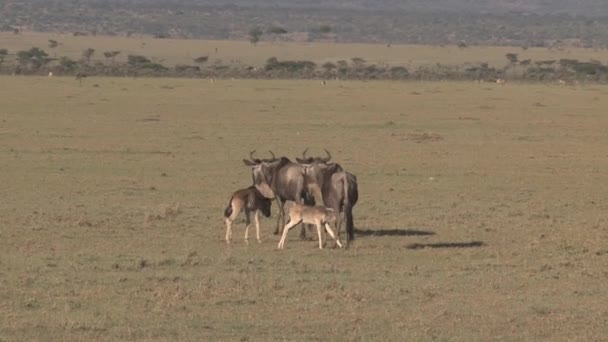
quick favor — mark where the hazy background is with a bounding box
[3,0,608,46]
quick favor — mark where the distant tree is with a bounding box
[126,54,166,71]
[82,48,95,63]
[505,53,518,65]
[536,60,556,66]
[153,32,169,39]
[0,48,7,66]
[335,60,349,74]
[558,59,579,68]
[193,56,209,64]
[127,54,151,67]
[389,66,409,78]
[59,57,78,72]
[267,26,287,35]
[265,57,279,70]
[264,57,315,73]
[175,64,200,74]
[351,57,366,68]
[266,26,288,41]
[319,25,332,34]
[47,40,59,57]
[249,27,263,45]
[322,62,336,73]
[17,47,51,70]
[103,50,121,63]
[310,25,333,41]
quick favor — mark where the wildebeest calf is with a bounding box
[277,203,342,249]
[223,186,272,244]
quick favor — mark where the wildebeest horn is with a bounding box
[268,150,276,160]
[323,148,332,162]
[302,148,309,159]
[249,150,262,163]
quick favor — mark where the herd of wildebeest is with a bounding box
[223,149,358,249]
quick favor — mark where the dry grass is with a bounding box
[1,75,608,340]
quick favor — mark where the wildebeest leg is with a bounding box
[299,195,310,240]
[243,208,251,244]
[300,222,309,240]
[334,211,343,248]
[274,198,284,235]
[316,223,324,249]
[325,223,343,248]
[225,218,232,243]
[254,210,261,243]
[278,219,301,249]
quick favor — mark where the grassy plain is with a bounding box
[1,74,608,341]
[3,31,608,69]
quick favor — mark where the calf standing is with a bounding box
[277,203,343,249]
[224,186,272,243]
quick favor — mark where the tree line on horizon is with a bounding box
[1,45,608,83]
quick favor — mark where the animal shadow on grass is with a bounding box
[354,228,436,237]
[405,241,484,250]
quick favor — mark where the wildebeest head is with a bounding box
[295,148,343,203]
[243,150,288,199]
[295,148,332,165]
[296,149,342,183]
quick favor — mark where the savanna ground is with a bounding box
[1,48,608,340]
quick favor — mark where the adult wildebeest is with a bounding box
[296,149,359,247]
[243,151,311,237]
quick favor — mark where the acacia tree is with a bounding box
[267,26,287,35]
[351,57,366,69]
[0,48,7,66]
[82,48,95,63]
[319,25,332,34]
[48,40,59,57]
[267,26,287,41]
[249,27,263,45]
[103,50,120,63]
[322,62,336,73]
[17,47,51,70]
[193,56,208,64]
[59,57,78,72]
[505,53,519,65]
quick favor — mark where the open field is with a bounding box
[2,75,608,340]
[3,32,608,69]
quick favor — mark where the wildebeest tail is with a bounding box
[345,205,354,245]
[343,173,355,246]
[223,197,233,218]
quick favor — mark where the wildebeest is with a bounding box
[242,151,311,237]
[296,149,359,247]
[277,203,342,250]
[75,72,87,85]
[223,185,272,244]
